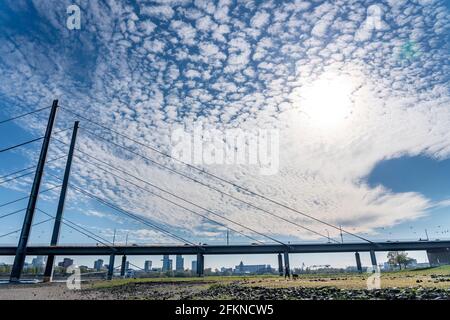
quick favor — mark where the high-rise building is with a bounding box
[191,260,197,272]
[233,261,272,274]
[144,260,152,272]
[94,259,104,271]
[162,255,173,272]
[58,258,74,269]
[175,255,184,271]
[31,256,45,268]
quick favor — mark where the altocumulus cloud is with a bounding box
[0,0,449,242]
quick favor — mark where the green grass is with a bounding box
[90,274,279,289]
[391,265,450,275]
[88,266,450,290]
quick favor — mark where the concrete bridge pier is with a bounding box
[355,252,362,273]
[284,251,290,278]
[277,253,283,276]
[107,254,115,280]
[120,255,127,277]
[196,253,204,277]
[370,250,377,270]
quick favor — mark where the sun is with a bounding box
[296,72,355,128]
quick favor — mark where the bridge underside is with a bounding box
[1,241,449,256]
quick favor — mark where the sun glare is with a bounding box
[298,72,355,128]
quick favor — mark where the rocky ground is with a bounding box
[1,278,450,300]
[198,283,450,300]
[2,267,450,300]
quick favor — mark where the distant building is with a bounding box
[79,265,89,270]
[191,260,197,272]
[233,261,272,274]
[176,255,184,271]
[58,258,74,269]
[345,266,359,272]
[162,255,173,272]
[427,248,450,266]
[406,258,418,269]
[125,261,130,271]
[94,259,104,271]
[144,260,152,272]
[415,262,430,268]
[383,262,392,271]
[221,267,233,273]
[31,256,45,268]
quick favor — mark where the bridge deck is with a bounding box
[0,240,449,256]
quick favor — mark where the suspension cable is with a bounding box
[0,154,66,181]
[58,135,322,244]
[0,166,36,181]
[54,144,286,245]
[0,218,53,239]
[0,208,26,220]
[35,208,115,249]
[0,136,44,153]
[0,171,34,185]
[46,176,199,247]
[72,153,264,245]
[0,106,51,125]
[61,107,371,243]
[0,185,61,209]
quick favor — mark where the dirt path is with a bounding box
[1,280,450,300]
[0,282,84,300]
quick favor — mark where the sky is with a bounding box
[0,0,449,270]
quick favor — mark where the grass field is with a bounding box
[89,266,450,290]
[1,266,449,300]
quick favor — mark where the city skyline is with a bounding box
[0,0,449,270]
[0,250,431,272]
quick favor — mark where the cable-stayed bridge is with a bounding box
[1,100,449,282]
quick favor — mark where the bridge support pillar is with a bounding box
[277,253,283,276]
[107,254,115,280]
[370,250,377,269]
[43,255,55,283]
[355,252,362,272]
[43,121,79,283]
[284,251,290,278]
[10,100,59,282]
[120,255,127,277]
[196,253,204,277]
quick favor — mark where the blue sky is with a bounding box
[0,0,449,269]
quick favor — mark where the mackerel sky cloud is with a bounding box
[0,0,449,245]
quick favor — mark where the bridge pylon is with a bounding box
[277,253,283,276]
[43,121,79,282]
[10,100,59,282]
[370,250,377,270]
[355,252,362,272]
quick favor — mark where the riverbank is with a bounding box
[1,266,449,300]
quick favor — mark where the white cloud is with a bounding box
[0,0,449,244]
[250,10,270,29]
[170,20,197,45]
[140,4,175,20]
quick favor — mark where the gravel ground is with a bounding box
[1,281,450,300]
[0,282,85,300]
[198,283,450,300]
